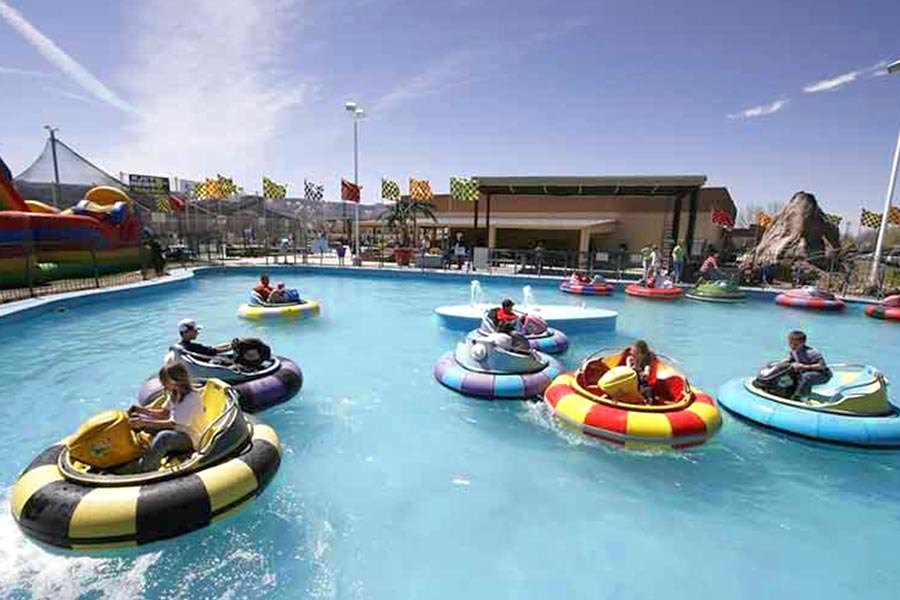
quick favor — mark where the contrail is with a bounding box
[0,0,135,113]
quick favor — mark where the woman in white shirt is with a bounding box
[128,363,204,471]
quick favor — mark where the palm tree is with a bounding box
[378,200,438,247]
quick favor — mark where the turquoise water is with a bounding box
[1,270,900,599]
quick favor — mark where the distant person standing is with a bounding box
[649,244,661,278]
[640,245,652,282]
[671,242,685,284]
[149,237,165,276]
[452,233,467,270]
[534,240,546,273]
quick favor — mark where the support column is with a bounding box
[578,228,590,267]
[488,226,496,249]
[685,188,699,257]
[671,192,684,243]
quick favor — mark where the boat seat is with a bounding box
[197,378,232,451]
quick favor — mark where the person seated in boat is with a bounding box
[267,282,290,304]
[699,250,724,281]
[176,318,234,359]
[624,339,656,403]
[487,298,521,334]
[786,330,831,401]
[571,271,592,285]
[127,362,202,471]
[253,273,273,302]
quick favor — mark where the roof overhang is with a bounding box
[385,215,617,231]
[474,175,707,196]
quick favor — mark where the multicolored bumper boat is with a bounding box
[775,287,845,311]
[433,332,564,400]
[544,349,721,449]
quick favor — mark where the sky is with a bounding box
[0,0,898,227]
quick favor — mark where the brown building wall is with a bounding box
[412,186,735,254]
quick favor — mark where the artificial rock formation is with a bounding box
[748,191,840,266]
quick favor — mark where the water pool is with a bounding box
[1,270,899,599]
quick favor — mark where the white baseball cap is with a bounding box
[178,318,202,334]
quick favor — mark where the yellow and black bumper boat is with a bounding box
[9,379,281,550]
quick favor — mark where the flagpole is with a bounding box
[870,60,900,286]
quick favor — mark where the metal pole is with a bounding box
[869,103,900,286]
[353,117,360,264]
[46,127,61,208]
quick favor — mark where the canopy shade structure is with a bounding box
[474,175,707,197]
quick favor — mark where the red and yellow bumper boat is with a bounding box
[543,349,722,449]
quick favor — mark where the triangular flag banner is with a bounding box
[409,178,433,201]
[861,208,882,229]
[262,176,287,199]
[889,205,900,226]
[168,194,186,211]
[305,180,324,202]
[156,196,171,212]
[711,208,734,228]
[341,178,361,203]
[756,211,774,228]
[381,178,400,201]
[824,213,842,226]
[450,176,479,202]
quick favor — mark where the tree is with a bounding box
[378,200,437,247]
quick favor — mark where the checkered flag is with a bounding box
[860,208,882,229]
[824,213,842,227]
[756,211,774,228]
[192,178,220,199]
[216,174,240,197]
[890,206,900,226]
[381,178,400,201]
[450,176,479,202]
[156,196,171,212]
[262,176,287,199]
[304,179,324,202]
[409,178,433,201]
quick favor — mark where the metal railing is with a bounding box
[0,241,158,303]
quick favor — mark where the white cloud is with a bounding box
[803,70,859,93]
[727,98,789,120]
[0,65,51,77]
[113,0,313,184]
[0,0,135,112]
[868,59,891,78]
[373,49,488,113]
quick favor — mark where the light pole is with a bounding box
[870,58,900,287]
[43,125,61,208]
[344,101,365,264]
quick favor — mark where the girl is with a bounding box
[128,362,204,471]
[625,339,656,403]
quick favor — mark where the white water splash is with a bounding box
[0,490,160,600]
[469,280,485,307]
[522,285,537,309]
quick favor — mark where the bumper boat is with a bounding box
[433,331,564,399]
[685,280,746,303]
[238,290,321,320]
[717,361,900,447]
[559,276,614,296]
[624,282,683,300]
[10,379,281,550]
[476,312,568,354]
[865,295,900,321]
[138,340,303,412]
[775,287,845,311]
[543,349,721,449]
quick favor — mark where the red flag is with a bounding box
[712,208,734,229]
[341,178,361,203]
[168,194,186,211]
